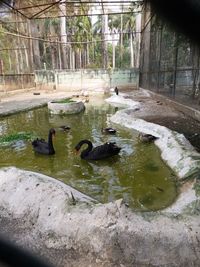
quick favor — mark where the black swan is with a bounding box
[32,128,56,155]
[75,139,121,160]
[102,127,116,134]
[114,86,119,95]
[139,133,159,143]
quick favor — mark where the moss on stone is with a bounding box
[52,98,75,104]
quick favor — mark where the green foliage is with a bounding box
[0,132,36,146]
[194,182,200,196]
[52,98,75,103]
[71,15,92,50]
[0,3,139,71]
[87,36,103,68]
[44,18,60,35]
[107,43,113,66]
[0,25,14,73]
[115,44,131,68]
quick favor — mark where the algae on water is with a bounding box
[0,132,36,146]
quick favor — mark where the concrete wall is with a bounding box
[34,69,139,91]
[0,69,139,93]
[0,74,35,92]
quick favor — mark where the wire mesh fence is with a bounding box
[139,11,200,110]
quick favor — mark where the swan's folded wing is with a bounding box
[92,143,121,158]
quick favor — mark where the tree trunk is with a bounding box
[69,46,73,69]
[18,47,24,73]
[102,14,108,69]
[130,33,134,68]
[75,50,81,69]
[135,13,141,68]
[59,2,68,69]
[51,45,57,69]
[27,20,34,72]
[72,50,75,70]
[79,49,82,69]
[112,31,116,69]
[30,21,41,69]
[120,13,123,67]
[8,53,12,72]
[57,40,62,69]
[86,37,90,66]
[23,41,29,72]
[15,49,20,74]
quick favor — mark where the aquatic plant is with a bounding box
[0,132,36,146]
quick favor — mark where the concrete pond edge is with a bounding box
[0,167,199,267]
[47,100,85,115]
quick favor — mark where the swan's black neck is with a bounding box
[76,140,93,159]
[48,130,55,154]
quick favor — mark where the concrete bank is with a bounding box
[0,90,74,117]
[0,167,199,267]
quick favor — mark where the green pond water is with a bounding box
[0,98,177,211]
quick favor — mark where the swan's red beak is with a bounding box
[74,149,80,155]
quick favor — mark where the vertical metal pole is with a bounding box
[57,38,62,70]
[0,60,6,94]
[54,70,58,90]
[157,26,163,92]
[173,33,178,98]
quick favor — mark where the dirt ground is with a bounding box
[0,87,200,152]
[120,87,200,152]
[144,116,200,152]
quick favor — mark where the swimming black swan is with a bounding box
[32,128,56,155]
[101,127,116,134]
[75,139,121,160]
[139,133,159,143]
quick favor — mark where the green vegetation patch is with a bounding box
[181,167,200,182]
[52,98,76,104]
[182,199,200,215]
[0,132,36,146]
[194,182,200,196]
